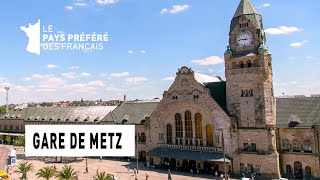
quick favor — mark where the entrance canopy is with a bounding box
[0,132,24,136]
[147,147,231,163]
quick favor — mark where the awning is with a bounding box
[147,147,231,163]
[0,132,24,136]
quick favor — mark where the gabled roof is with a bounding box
[101,102,159,124]
[0,106,117,123]
[233,0,260,17]
[276,97,320,128]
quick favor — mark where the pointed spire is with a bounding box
[234,0,260,17]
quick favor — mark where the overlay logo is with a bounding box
[20,19,109,55]
[20,19,41,55]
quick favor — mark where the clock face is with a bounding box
[237,32,253,46]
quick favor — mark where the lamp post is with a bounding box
[136,130,139,173]
[218,129,227,179]
[85,157,88,173]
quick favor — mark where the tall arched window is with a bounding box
[166,124,172,144]
[282,138,290,151]
[195,113,203,146]
[286,164,292,174]
[140,133,146,143]
[195,113,203,139]
[206,124,214,146]
[185,111,193,138]
[305,166,311,176]
[292,139,301,152]
[175,113,183,145]
[303,139,312,152]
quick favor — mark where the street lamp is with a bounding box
[218,129,227,179]
[136,130,139,173]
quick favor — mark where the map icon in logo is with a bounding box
[20,19,40,55]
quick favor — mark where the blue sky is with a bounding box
[0,0,319,105]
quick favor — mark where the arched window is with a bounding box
[246,60,252,68]
[286,164,292,174]
[206,125,214,146]
[305,166,311,176]
[303,139,312,152]
[232,62,237,69]
[195,113,203,139]
[166,124,172,144]
[282,138,290,151]
[294,161,303,179]
[175,113,183,138]
[240,61,245,68]
[140,133,146,143]
[185,111,193,139]
[292,139,301,151]
[253,59,259,67]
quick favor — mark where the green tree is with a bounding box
[93,171,113,180]
[0,135,3,143]
[14,134,25,147]
[55,165,77,180]
[5,136,11,144]
[14,161,34,179]
[0,106,9,113]
[36,166,56,180]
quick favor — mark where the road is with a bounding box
[0,145,10,171]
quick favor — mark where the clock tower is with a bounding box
[225,0,280,177]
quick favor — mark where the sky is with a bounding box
[0,0,319,105]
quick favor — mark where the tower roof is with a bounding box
[233,0,260,17]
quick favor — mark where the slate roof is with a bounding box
[205,81,227,112]
[0,106,117,123]
[101,102,159,124]
[230,0,263,34]
[147,147,231,162]
[276,97,320,128]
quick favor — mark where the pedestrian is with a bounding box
[190,169,193,173]
[127,166,130,172]
[146,173,149,180]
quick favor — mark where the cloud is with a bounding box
[262,3,271,8]
[191,56,224,66]
[65,6,73,10]
[110,72,129,77]
[23,77,32,81]
[47,64,58,69]
[289,40,309,47]
[80,72,91,77]
[69,66,80,69]
[162,77,175,81]
[61,72,77,79]
[125,77,148,84]
[140,50,146,54]
[96,0,118,6]
[74,2,88,7]
[128,50,134,54]
[161,4,190,15]
[31,74,53,79]
[265,26,301,35]
[274,80,320,96]
[88,80,104,87]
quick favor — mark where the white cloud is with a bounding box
[162,77,175,81]
[80,72,91,77]
[74,2,88,7]
[88,80,104,87]
[126,77,148,84]
[61,72,77,79]
[31,74,52,79]
[140,50,146,54]
[36,89,57,92]
[128,50,134,54]
[38,77,66,89]
[23,77,32,81]
[262,3,271,8]
[265,26,301,35]
[290,40,309,47]
[275,80,320,96]
[191,56,224,66]
[47,64,58,69]
[161,4,190,15]
[65,6,73,10]
[96,0,118,6]
[110,72,129,77]
[69,66,80,69]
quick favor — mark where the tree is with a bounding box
[0,106,9,113]
[93,171,113,180]
[0,135,3,144]
[14,161,34,179]
[36,166,56,180]
[5,136,11,144]
[14,135,25,147]
[55,165,77,180]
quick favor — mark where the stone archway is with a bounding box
[294,161,303,179]
[139,151,146,162]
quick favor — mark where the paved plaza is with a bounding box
[1,145,236,180]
